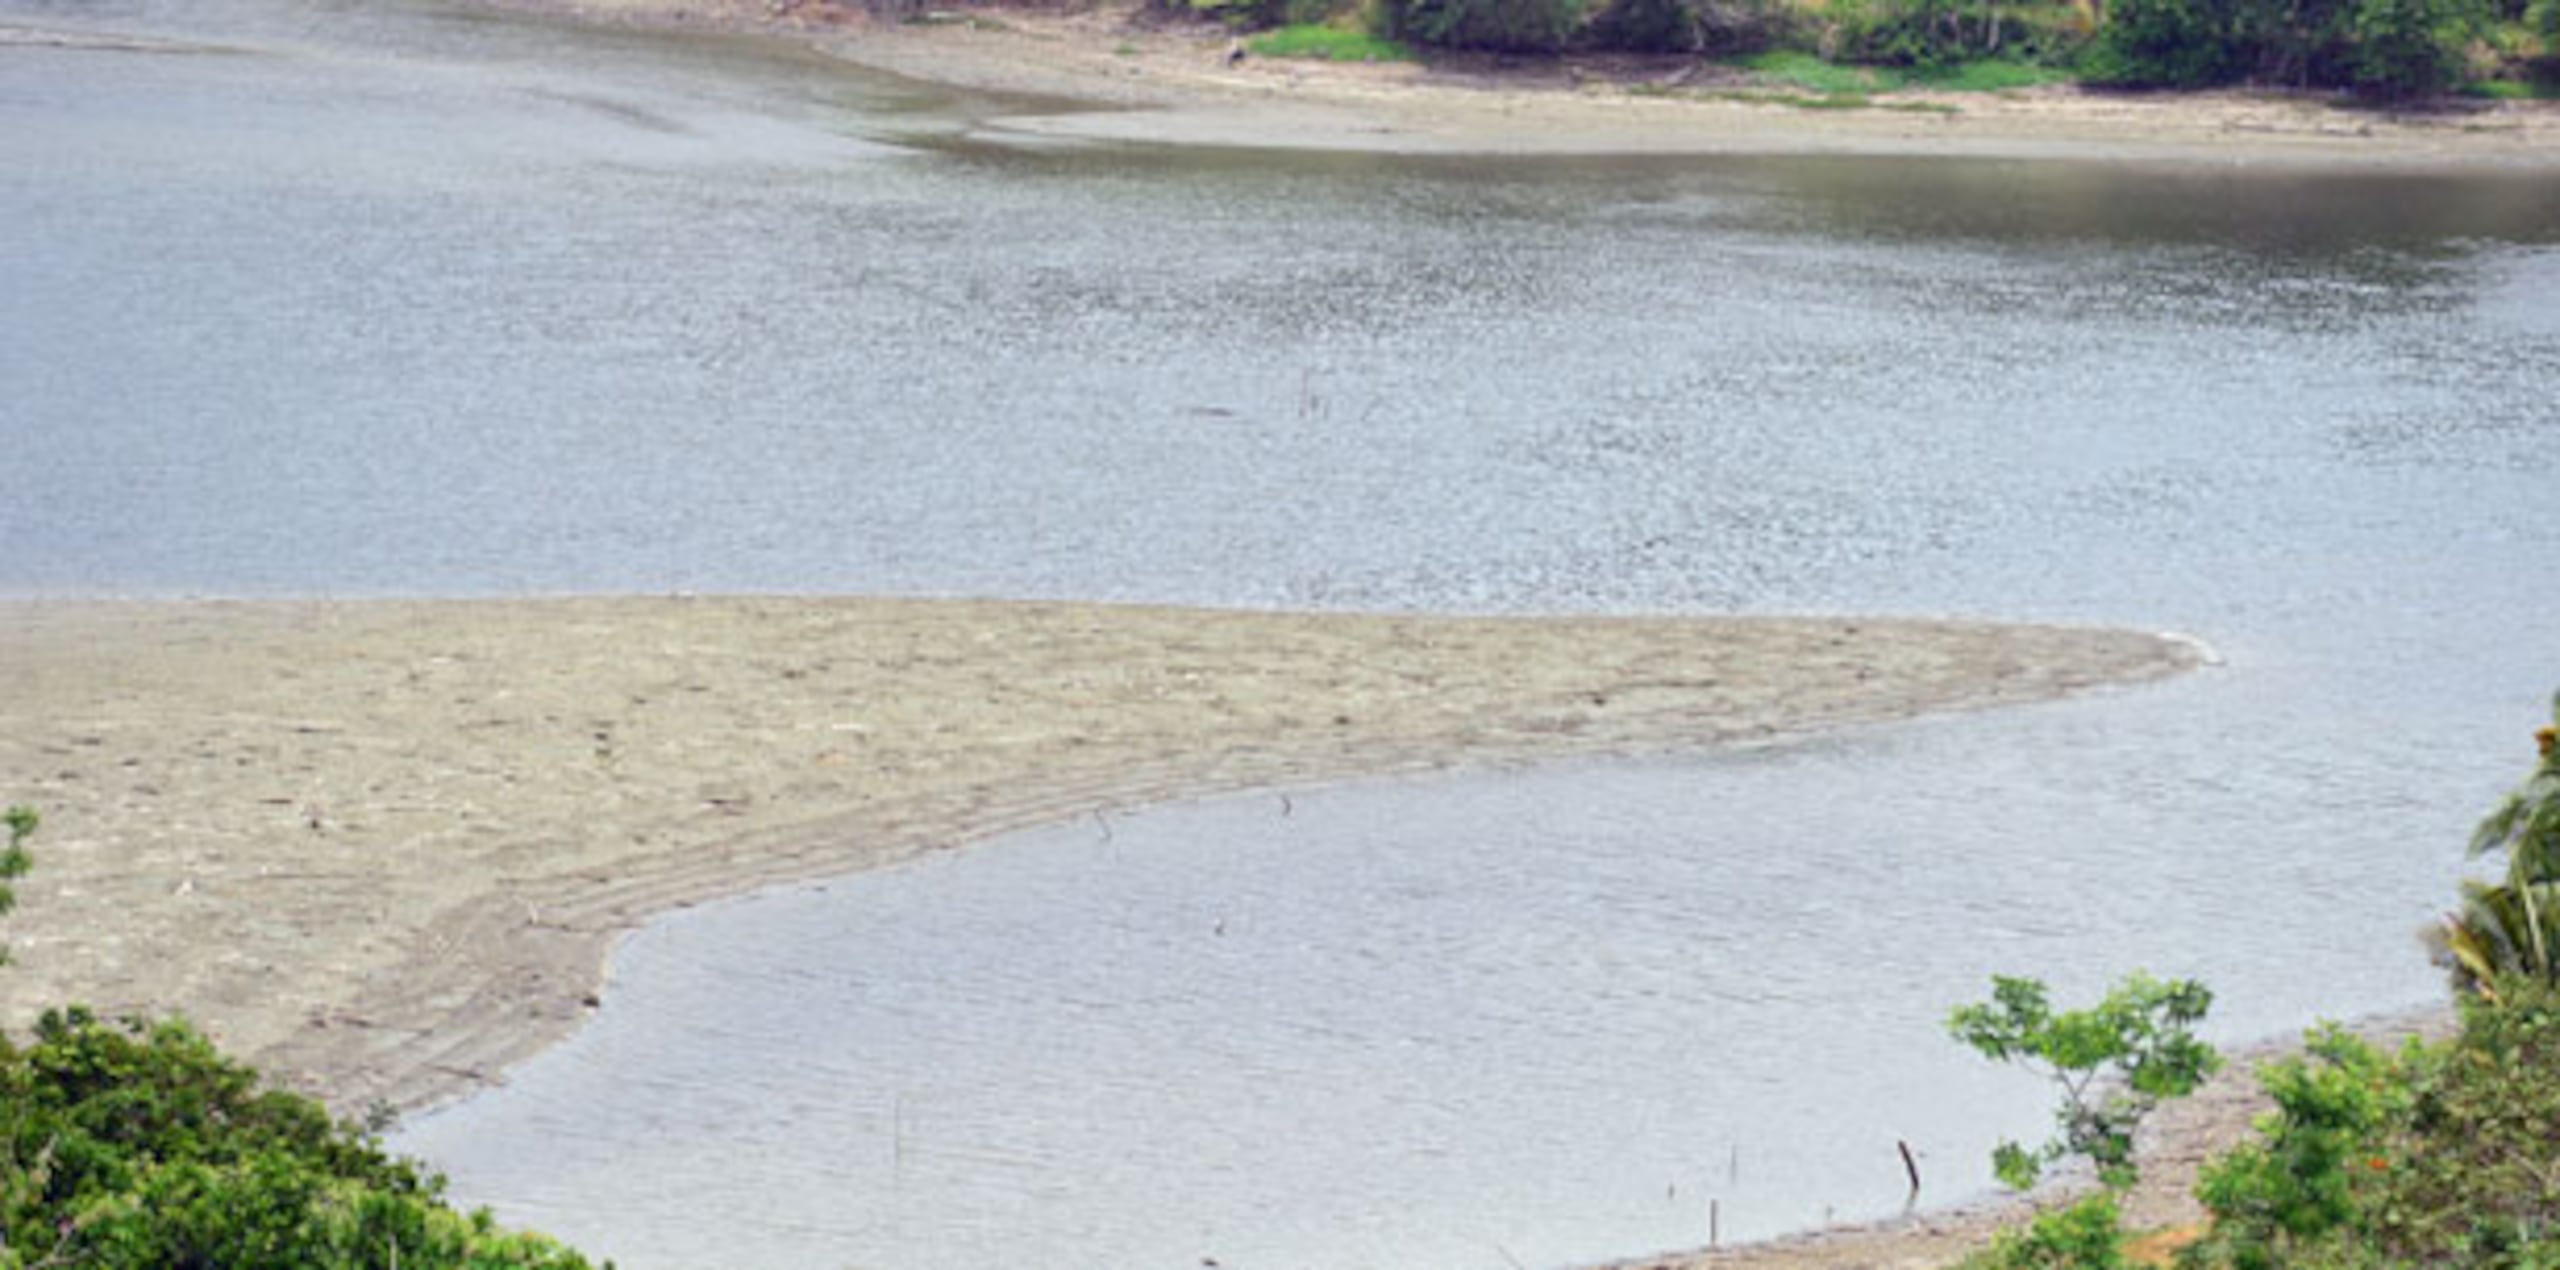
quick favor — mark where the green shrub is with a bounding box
[0,1008,599,1269]
[2189,1027,2407,1268]
[2364,977,2560,1259]
[1962,1194,2128,1270]
[2239,0,2358,84]
[2081,0,2241,85]
[2349,0,2490,93]
[2184,983,2560,1267]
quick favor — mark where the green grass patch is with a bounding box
[1738,49,1898,93]
[903,10,1012,30]
[2464,77,2560,99]
[1700,88,1945,110]
[1736,50,2071,95]
[1245,24,1414,62]
[1911,58,2072,91]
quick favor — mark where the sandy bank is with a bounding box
[0,596,2191,1120]
[481,0,2560,165]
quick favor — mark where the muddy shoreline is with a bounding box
[470,0,2560,164]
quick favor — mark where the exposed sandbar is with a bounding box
[0,596,2195,1118]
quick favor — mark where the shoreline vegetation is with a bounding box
[3,596,2208,1266]
[460,0,2560,163]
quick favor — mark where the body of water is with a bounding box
[6,3,2558,1266]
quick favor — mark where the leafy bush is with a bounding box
[2189,1027,2408,1268]
[2239,0,2358,84]
[2349,0,2490,94]
[0,1007,600,1269]
[2080,0,2242,85]
[2083,0,2486,93]
[2363,976,2560,1260]
[1963,1193,2129,1270]
[2183,981,2560,1267]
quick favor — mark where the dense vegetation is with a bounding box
[1956,698,2560,1269]
[1175,0,2559,98]
[0,809,601,1269]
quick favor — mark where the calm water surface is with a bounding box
[6,2,2559,1266]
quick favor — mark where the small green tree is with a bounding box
[2435,693,2560,995]
[1949,972,2221,1191]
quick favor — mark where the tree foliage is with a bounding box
[2189,1026,2411,1267]
[0,811,599,1268]
[1965,1192,2129,1270]
[0,1008,602,1269]
[2081,0,2241,85]
[2186,979,2560,1267]
[2349,0,2490,94]
[1949,972,2220,1191]
[2083,0,2482,90]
